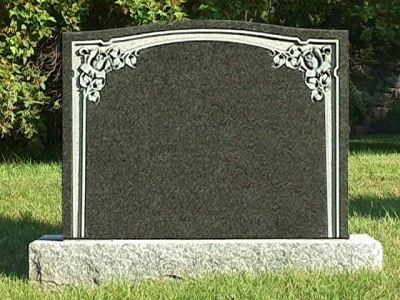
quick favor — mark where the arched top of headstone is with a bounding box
[63,21,348,104]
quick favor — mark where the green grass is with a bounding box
[0,135,399,299]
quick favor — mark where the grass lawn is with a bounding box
[0,135,399,299]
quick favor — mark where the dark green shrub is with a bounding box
[0,0,90,148]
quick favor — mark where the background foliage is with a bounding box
[0,0,399,150]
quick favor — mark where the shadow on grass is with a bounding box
[350,195,400,219]
[0,213,61,279]
[0,138,61,164]
[349,134,400,155]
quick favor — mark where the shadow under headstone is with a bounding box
[349,135,400,155]
[350,195,400,219]
[0,214,60,279]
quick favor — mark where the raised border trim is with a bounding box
[69,29,340,238]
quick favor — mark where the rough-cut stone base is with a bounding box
[29,234,383,289]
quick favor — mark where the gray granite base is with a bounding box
[29,234,383,289]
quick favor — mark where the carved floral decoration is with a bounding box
[271,45,332,102]
[77,47,139,103]
[77,44,332,104]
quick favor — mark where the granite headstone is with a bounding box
[62,20,349,239]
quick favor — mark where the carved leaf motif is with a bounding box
[79,73,92,89]
[286,45,303,69]
[271,44,332,102]
[320,72,331,87]
[87,91,101,103]
[288,45,302,58]
[305,76,319,89]
[272,53,287,68]
[125,52,138,69]
[107,47,125,70]
[286,56,300,69]
[77,47,139,103]
[311,89,324,102]
[91,78,106,91]
[92,53,112,73]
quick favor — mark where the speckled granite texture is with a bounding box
[29,234,383,289]
[63,20,349,239]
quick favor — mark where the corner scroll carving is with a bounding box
[77,47,139,104]
[270,45,332,102]
[76,43,332,104]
